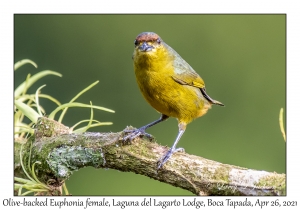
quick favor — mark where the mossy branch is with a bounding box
[14,117,285,196]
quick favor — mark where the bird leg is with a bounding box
[157,123,186,169]
[123,114,169,142]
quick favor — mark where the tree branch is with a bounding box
[14,117,285,196]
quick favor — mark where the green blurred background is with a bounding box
[14,15,286,195]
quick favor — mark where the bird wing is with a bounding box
[171,70,224,106]
[168,45,224,106]
[169,48,222,105]
[170,50,205,89]
[171,73,205,89]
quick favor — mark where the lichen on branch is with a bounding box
[14,117,286,196]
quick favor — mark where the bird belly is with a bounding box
[135,70,211,124]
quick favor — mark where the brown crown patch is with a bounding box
[135,32,161,42]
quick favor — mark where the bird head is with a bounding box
[134,32,163,54]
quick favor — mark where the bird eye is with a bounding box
[134,40,139,46]
[157,38,161,44]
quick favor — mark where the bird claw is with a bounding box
[157,147,184,169]
[123,127,153,142]
[175,147,185,153]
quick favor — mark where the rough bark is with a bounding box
[14,117,286,196]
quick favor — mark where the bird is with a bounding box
[124,32,224,169]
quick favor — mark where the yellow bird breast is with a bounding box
[133,48,211,124]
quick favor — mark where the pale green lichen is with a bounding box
[212,166,230,182]
[47,146,106,179]
[255,173,286,195]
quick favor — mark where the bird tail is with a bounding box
[200,88,224,106]
[211,99,224,106]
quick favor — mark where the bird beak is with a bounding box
[138,42,154,52]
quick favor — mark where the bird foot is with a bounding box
[157,147,184,169]
[123,127,153,142]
